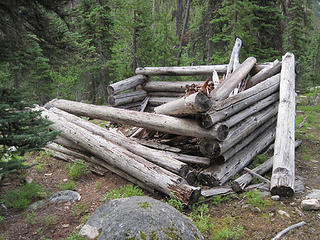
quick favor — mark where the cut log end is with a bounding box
[199,114,214,129]
[199,140,221,159]
[107,96,116,106]
[270,186,294,197]
[216,124,229,141]
[107,86,115,95]
[195,92,212,112]
[231,181,243,193]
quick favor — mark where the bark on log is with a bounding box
[198,125,276,186]
[107,75,147,95]
[40,108,200,205]
[48,107,190,177]
[108,90,147,106]
[251,62,273,75]
[271,52,296,197]
[245,59,281,89]
[210,57,257,101]
[154,92,212,116]
[117,101,143,110]
[148,92,185,97]
[148,96,179,106]
[201,187,233,198]
[46,99,228,141]
[143,81,204,92]
[201,74,280,128]
[132,139,181,153]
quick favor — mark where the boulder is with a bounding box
[301,199,320,211]
[80,196,204,240]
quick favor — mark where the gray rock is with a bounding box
[271,195,280,201]
[278,210,290,218]
[295,177,305,193]
[301,199,320,211]
[28,200,46,211]
[48,190,81,203]
[306,189,320,200]
[80,196,204,240]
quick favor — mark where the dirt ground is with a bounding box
[0,113,319,240]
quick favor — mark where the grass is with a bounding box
[42,215,58,229]
[24,211,36,225]
[101,185,144,201]
[213,215,244,240]
[0,215,4,224]
[80,214,90,224]
[242,190,270,210]
[3,183,47,210]
[166,193,185,212]
[73,202,88,217]
[66,232,89,240]
[59,180,76,190]
[189,202,214,235]
[66,161,90,180]
[95,181,102,190]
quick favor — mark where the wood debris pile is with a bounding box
[42,40,297,204]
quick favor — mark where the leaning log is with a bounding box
[108,90,147,106]
[154,92,212,116]
[46,99,229,141]
[210,57,257,101]
[48,107,190,177]
[270,52,296,197]
[201,73,280,128]
[226,38,242,79]
[107,75,147,95]
[40,108,201,205]
[143,81,204,92]
[198,125,276,186]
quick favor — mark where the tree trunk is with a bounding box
[108,90,147,106]
[40,108,200,205]
[176,0,183,37]
[177,0,191,64]
[270,52,296,197]
[107,75,147,95]
[143,81,204,92]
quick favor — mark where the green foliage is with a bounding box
[251,154,269,168]
[101,185,144,201]
[213,215,244,240]
[73,202,88,217]
[42,215,59,229]
[66,232,89,240]
[80,214,91,224]
[3,183,46,210]
[67,161,90,180]
[166,193,185,212]
[95,181,102,190]
[189,203,214,235]
[243,190,269,209]
[59,180,76,190]
[24,211,36,225]
[0,215,4,224]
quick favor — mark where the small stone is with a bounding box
[63,178,68,182]
[301,199,320,211]
[80,224,100,239]
[1,204,7,210]
[44,173,52,176]
[290,202,297,207]
[25,176,33,184]
[28,200,46,211]
[48,190,81,203]
[253,207,261,213]
[311,160,319,163]
[271,195,280,201]
[306,189,320,200]
[62,224,70,228]
[278,210,290,218]
[242,204,250,209]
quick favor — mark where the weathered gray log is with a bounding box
[201,73,280,128]
[46,99,228,141]
[271,221,306,240]
[140,96,150,112]
[143,81,204,92]
[244,167,271,184]
[154,92,211,116]
[164,151,211,166]
[148,92,185,97]
[200,103,278,159]
[53,135,86,152]
[201,116,277,161]
[210,57,257,101]
[117,101,143,110]
[136,65,228,76]
[251,62,273,75]
[148,96,179,106]
[132,139,182,153]
[271,52,296,197]
[232,140,301,193]
[107,75,147,95]
[108,90,147,106]
[198,125,276,186]
[201,187,233,198]
[48,107,190,177]
[226,38,242,79]
[40,108,200,205]
[245,59,281,89]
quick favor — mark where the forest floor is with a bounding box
[0,92,320,240]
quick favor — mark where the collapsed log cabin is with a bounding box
[42,40,298,202]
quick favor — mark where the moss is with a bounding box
[138,201,151,209]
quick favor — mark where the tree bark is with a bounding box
[177,0,191,65]
[201,186,233,198]
[270,52,296,197]
[210,57,257,101]
[143,81,204,92]
[40,108,200,205]
[200,73,280,128]
[46,99,228,140]
[107,75,147,95]
[148,96,179,106]
[136,65,228,75]
[108,90,147,106]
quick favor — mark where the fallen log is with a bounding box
[132,139,182,153]
[40,108,201,205]
[245,59,281,89]
[232,140,302,193]
[107,75,147,95]
[271,52,296,197]
[108,90,147,106]
[198,125,276,186]
[210,57,257,101]
[201,186,233,198]
[148,96,178,106]
[201,73,280,128]
[148,92,185,97]
[46,99,228,141]
[143,81,204,92]
[271,221,306,240]
[154,92,212,116]
[48,107,190,177]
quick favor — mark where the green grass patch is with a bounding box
[0,215,4,224]
[242,190,270,209]
[73,202,88,217]
[67,161,90,180]
[101,185,144,201]
[23,211,36,225]
[66,232,89,240]
[189,203,214,235]
[95,181,102,190]
[251,154,269,168]
[42,215,58,229]
[166,193,185,212]
[59,180,76,190]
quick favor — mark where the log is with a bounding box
[46,99,228,141]
[148,92,185,97]
[107,75,147,95]
[132,139,182,153]
[201,187,233,198]
[148,96,178,106]
[271,221,306,240]
[200,103,278,159]
[40,108,200,205]
[164,151,211,166]
[108,90,147,106]
[201,116,277,161]
[232,140,302,193]
[226,38,242,79]
[270,52,296,197]
[53,135,86,152]
[243,167,271,184]
[48,107,190,177]
[198,125,276,186]
[245,59,281,89]
[154,92,212,116]
[140,96,150,112]
[201,73,280,128]
[117,101,143,110]
[251,62,273,75]
[210,57,257,101]
[143,81,204,92]
[136,65,228,76]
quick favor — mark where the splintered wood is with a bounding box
[43,48,297,202]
